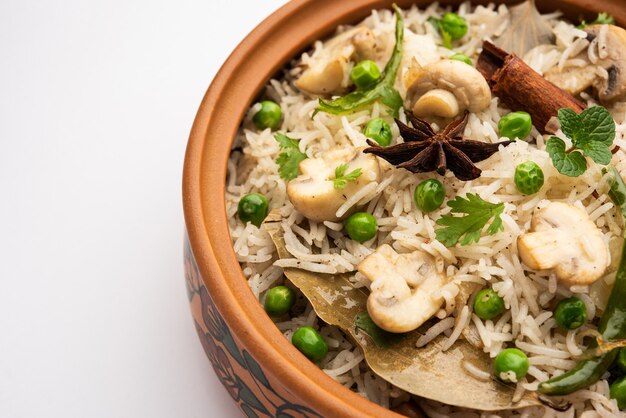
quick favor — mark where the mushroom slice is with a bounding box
[286,147,380,222]
[517,202,608,286]
[357,245,449,333]
[545,25,626,103]
[586,25,626,102]
[404,59,492,119]
[545,64,599,97]
[295,26,379,96]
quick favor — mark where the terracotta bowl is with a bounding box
[183,1,626,416]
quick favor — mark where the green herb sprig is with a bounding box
[546,106,616,177]
[274,133,307,180]
[577,12,615,29]
[332,163,362,190]
[435,193,505,247]
[315,5,404,117]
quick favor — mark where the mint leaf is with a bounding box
[558,106,615,148]
[582,141,613,165]
[355,312,405,348]
[332,163,362,190]
[550,106,615,175]
[578,106,615,145]
[274,133,307,180]
[546,136,587,177]
[557,108,579,140]
[435,193,505,247]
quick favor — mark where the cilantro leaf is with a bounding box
[355,312,405,348]
[378,85,404,114]
[546,136,587,177]
[578,12,615,28]
[315,5,404,117]
[274,133,307,180]
[332,163,362,190]
[435,193,505,247]
[605,165,626,221]
[595,12,615,25]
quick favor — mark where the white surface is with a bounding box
[0,0,289,417]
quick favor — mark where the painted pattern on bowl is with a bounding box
[185,236,323,417]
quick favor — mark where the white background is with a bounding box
[0,0,289,417]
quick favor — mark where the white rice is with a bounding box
[225,2,626,416]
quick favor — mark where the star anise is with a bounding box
[364,112,514,181]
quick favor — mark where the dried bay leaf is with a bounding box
[355,312,407,348]
[264,212,540,410]
[455,281,484,349]
[495,0,554,58]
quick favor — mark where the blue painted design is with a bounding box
[184,235,323,418]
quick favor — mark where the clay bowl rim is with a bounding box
[183,0,626,416]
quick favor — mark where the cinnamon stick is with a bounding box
[477,41,585,134]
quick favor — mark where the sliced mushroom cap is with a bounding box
[517,202,608,286]
[404,59,492,118]
[587,24,626,102]
[544,64,599,98]
[295,26,379,96]
[286,148,380,222]
[357,245,449,333]
[545,25,626,103]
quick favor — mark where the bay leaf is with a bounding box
[455,281,484,350]
[355,312,407,349]
[495,0,554,58]
[264,211,540,411]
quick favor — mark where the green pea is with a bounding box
[440,12,468,41]
[344,212,378,243]
[498,111,532,140]
[449,52,472,65]
[494,348,529,383]
[291,326,328,363]
[363,118,392,146]
[473,288,505,320]
[514,161,544,195]
[554,297,587,330]
[264,286,296,316]
[618,348,626,372]
[414,179,445,213]
[252,100,282,130]
[351,60,381,90]
[611,376,626,410]
[238,193,269,227]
